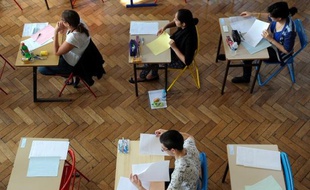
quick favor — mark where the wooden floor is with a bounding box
[0,0,309,189]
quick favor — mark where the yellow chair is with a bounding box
[167,26,200,91]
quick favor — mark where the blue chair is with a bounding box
[281,152,294,190]
[256,19,308,86]
[197,152,208,190]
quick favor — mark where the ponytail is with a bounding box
[76,23,89,37]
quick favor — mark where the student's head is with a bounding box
[61,10,89,36]
[61,10,80,28]
[267,2,297,19]
[159,130,184,155]
[174,9,199,28]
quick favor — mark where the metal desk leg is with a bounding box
[221,60,231,95]
[250,60,262,93]
[222,162,229,183]
[33,67,71,102]
[134,64,138,97]
[216,35,222,63]
[165,64,168,91]
[44,0,49,10]
[33,67,38,102]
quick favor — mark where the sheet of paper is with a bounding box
[146,32,170,55]
[31,24,55,45]
[245,175,283,190]
[29,140,69,160]
[236,146,281,171]
[117,177,150,190]
[22,38,53,52]
[148,89,167,109]
[140,134,168,155]
[243,19,270,47]
[241,39,271,54]
[27,157,60,177]
[22,23,49,37]
[130,22,159,35]
[132,161,170,181]
[229,16,256,33]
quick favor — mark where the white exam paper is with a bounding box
[22,38,53,52]
[27,156,60,177]
[130,22,158,35]
[29,140,69,160]
[140,134,168,155]
[22,23,49,37]
[229,16,256,33]
[243,19,270,47]
[117,177,150,190]
[132,161,170,181]
[236,146,281,171]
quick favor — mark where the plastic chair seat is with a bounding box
[256,19,308,86]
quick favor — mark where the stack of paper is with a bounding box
[236,146,281,171]
[27,140,70,177]
[130,22,159,35]
[245,175,283,190]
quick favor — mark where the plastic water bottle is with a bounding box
[21,43,31,58]
[162,89,166,101]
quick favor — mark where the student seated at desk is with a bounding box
[232,1,298,83]
[38,10,90,87]
[130,129,200,190]
[129,9,198,83]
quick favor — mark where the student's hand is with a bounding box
[169,39,177,49]
[130,174,145,190]
[240,11,252,17]
[155,129,167,137]
[55,21,66,34]
[261,29,272,41]
[157,28,165,36]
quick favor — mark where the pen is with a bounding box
[34,33,41,41]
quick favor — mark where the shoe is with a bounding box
[129,77,146,83]
[73,77,80,88]
[231,76,250,83]
[217,54,226,61]
[145,75,159,81]
[65,78,74,85]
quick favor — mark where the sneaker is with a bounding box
[217,54,226,61]
[231,76,250,83]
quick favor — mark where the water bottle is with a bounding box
[162,89,166,101]
[21,43,31,58]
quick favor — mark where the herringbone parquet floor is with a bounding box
[0,0,309,189]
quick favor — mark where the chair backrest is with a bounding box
[280,152,294,190]
[197,152,208,190]
[60,149,76,190]
[295,19,308,52]
[193,25,200,62]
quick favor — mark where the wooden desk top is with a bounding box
[115,140,165,190]
[219,18,269,61]
[129,20,171,64]
[7,138,69,190]
[227,144,286,190]
[15,35,59,67]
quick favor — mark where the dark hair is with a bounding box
[267,2,298,19]
[177,9,199,27]
[159,130,184,151]
[62,10,89,37]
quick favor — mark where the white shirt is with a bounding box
[63,21,90,66]
[168,138,200,190]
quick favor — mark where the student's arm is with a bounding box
[54,21,74,55]
[157,21,176,36]
[262,29,293,54]
[240,11,269,20]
